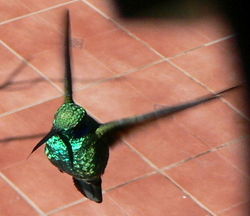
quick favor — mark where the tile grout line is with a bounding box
[161,135,249,172]
[80,0,165,59]
[82,0,237,64]
[46,170,157,215]
[81,0,109,19]
[220,97,250,121]
[107,196,130,216]
[0,40,63,93]
[105,170,157,192]
[111,21,166,58]
[173,35,236,57]
[46,198,87,215]
[74,31,162,79]
[123,135,249,215]
[123,139,159,170]
[168,45,205,59]
[167,58,216,90]
[116,22,235,61]
[165,34,235,60]
[216,200,249,215]
[122,139,217,216]
[213,137,250,178]
[74,38,117,74]
[160,34,236,60]
[162,172,217,216]
[0,0,79,26]
[204,34,236,46]
[75,59,164,92]
[0,172,46,216]
[165,59,248,120]
[47,190,117,215]
[0,95,62,119]
[113,21,236,63]
[167,32,233,60]
[162,151,212,171]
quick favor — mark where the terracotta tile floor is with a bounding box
[0,1,249,216]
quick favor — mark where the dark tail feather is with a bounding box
[64,10,74,103]
[96,85,240,135]
[73,177,103,203]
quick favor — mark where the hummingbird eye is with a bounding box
[54,103,86,130]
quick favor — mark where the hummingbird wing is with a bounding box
[29,11,82,166]
[96,85,240,138]
[64,10,74,103]
[72,177,103,203]
[57,133,74,167]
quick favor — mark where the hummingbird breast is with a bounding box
[45,134,109,179]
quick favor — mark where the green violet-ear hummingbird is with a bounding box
[29,10,239,203]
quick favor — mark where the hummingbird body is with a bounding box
[29,10,240,203]
[45,102,109,180]
[45,129,108,179]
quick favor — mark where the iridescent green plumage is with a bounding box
[30,10,239,203]
[54,103,86,130]
[45,130,108,179]
[46,100,107,179]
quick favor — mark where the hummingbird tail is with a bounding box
[73,177,103,203]
[96,85,240,136]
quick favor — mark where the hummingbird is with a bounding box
[29,10,239,203]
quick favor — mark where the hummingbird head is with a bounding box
[54,103,86,131]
